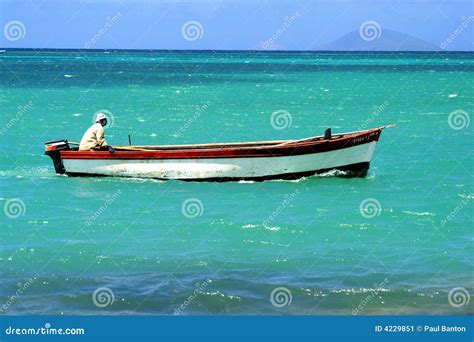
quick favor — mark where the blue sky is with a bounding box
[0,0,472,50]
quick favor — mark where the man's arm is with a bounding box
[96,126,109,149]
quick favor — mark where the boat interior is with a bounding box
[70,130,345,151]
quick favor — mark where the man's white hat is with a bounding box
[96,113,107,122]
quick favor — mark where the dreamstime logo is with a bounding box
[359,198,381,218]
[0,278,35,313]
[352,278,390,315]
[4,20,26,41]
[0,100,34,136]
[174,279,212,315]
[173,101,211,138]
[263,190,300,227]
[440,196,470,227]
[270,109,292,130]
[359,100,389,130]
[440,16,474,49]
[92,287,115,308]
[84,12,122,48]
[359,21,382,41]
[181,21,204,41]
[260,11,300,50]
[85,190,121,226]
[448,287,470,308]
[181,198,204,218]
[3,198,26,219]
[448,109,470,130]
[91,109,115,129]
[270,287,292,308]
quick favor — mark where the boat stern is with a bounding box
[44,140,70,174]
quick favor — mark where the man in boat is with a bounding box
[79,113,115,153]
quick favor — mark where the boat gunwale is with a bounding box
[110,127,377,150]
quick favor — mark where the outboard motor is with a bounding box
[44,140,70,174]
[324,128,332,140]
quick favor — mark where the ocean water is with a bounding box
[0,50,472,315]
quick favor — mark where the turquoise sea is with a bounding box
[0,50,472,315]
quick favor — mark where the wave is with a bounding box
[402,210,436,217]
[0,166,52,178]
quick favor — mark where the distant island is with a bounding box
[320,28,440,51]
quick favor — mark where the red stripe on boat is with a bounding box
[61,129,381,160]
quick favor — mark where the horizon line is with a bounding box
[1,48,473,53]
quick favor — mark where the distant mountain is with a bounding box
[320,28,439,51]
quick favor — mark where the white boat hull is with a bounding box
[62,141,377,180]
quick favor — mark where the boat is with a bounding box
[44,125,393,181]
